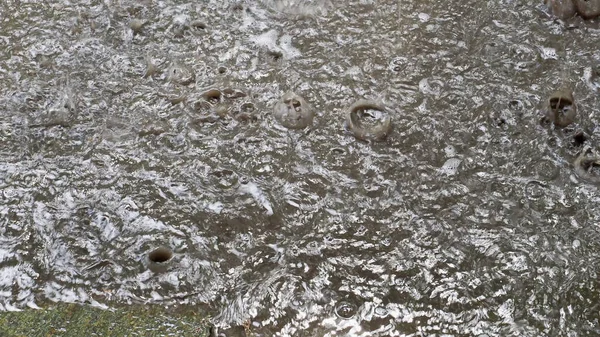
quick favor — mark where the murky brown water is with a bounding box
[2,0,600,336]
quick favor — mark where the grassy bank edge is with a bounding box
[0,302,211,337]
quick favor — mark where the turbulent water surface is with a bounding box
[2,0,600,336]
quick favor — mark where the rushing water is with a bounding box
[2,0,600,336]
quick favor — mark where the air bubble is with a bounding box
[290,296,304,309]
[273,91,314,129]
[211,169,239,189]
[535,159,559,181]
[389,56,408,72]
[167,61,195,85]
[439,158,461,176]
[346,100,392,142]
[335,301,358,319]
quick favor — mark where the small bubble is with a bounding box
[289,246,299,256]
[535,159,559,181]
[330,148,345,155]
[190,20,206,30]
[354,225,367,236]
[306,241,319,253]
[291,296,304,309]
[240,102,255,113]
[335,301,358,319]
[444,145,456,157]
[212,169,238,189]
[167,61,195,85]
[508,100,523,111]
[389,56,408,72]
[273,91,314,129]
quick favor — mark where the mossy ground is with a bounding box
[0,303,211,337]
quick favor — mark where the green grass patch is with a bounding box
[0,303,211,337]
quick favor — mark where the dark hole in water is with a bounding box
[231,2,244,11]
[191,20,206,30]
[223,88,247,99]
[581,158,600,174]
[193,100,211,112]
[240,102,255,113]
[148,247,173,263]
[508,99,523,111]
[549,97,573,115]
[494,116,506,127]
[267,50,283,61]
[572,131,588,147]
[291,99,302,112]
[203,90,222,103]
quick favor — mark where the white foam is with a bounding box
[539,46,557,60]
[444,145,456,157]
[279,34,301,59]
[239,182,274,215]
[439,158,462,176]
[250,29,301,60]
[208,202,224,214]
[251,29,279,52]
